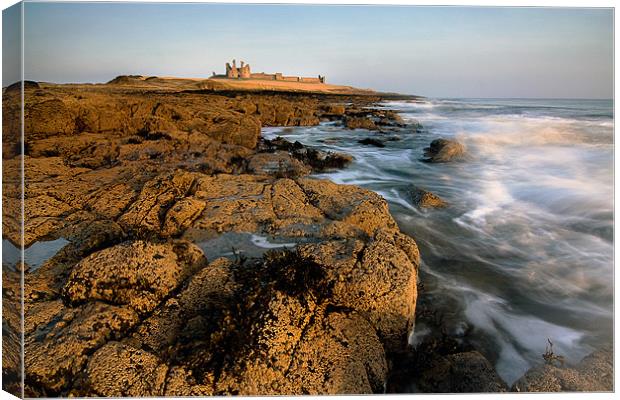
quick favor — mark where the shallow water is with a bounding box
[2,237,70,271]
[196,232,298,260]
[263,98,613,385]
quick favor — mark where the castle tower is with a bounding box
[226,59,239,78]
[239,60,251,78]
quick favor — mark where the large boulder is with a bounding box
[423,138,466,162]
[208,250,389,395]
[299,228,419,351]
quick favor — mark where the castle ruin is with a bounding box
[213,59,325,83]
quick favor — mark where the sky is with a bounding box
[3,2,614,98]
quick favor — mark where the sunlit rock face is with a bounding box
[4,79,422,396]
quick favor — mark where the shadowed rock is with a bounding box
[258,137,353,172]
[416,351,508,393]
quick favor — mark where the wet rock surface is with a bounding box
[423,138,466,162]
[411,186,447,208]
[3,82,426,396]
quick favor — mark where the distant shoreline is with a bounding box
[7,74,424,100]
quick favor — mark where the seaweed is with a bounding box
[542,338,565,367]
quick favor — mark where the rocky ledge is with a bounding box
[2,81,611,396]
[2,81,420,396]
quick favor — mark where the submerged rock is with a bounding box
[423,138,466,163]
[409,119,424,133]
[358,138,386,148]
[411,186,447,208]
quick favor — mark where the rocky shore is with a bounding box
[2,79,612,396]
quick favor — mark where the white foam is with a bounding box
[250,234,295,249]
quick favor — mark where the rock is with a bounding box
[179,257,236,311]
[297,178,398,236]
[345,116,378,130]
[202,112,262,149]
[163,366,214,396]
[411,186,447,208]
[25,98,76,139]
[62,240,206,313]
[511,347,613,392]
[84,342,168,397]
[131,299,185,356]
[258,137,352,172]
[68,218,126,256]
[25,302,140,394]
[190,174,276,234]
[376,110,405,127]
[423,138,466,162]
[247,151,311,177]
[85,183,139,219]
[416,351,508,393]
[270,179,324,221]
[299,229,419,351]
[2,272,22,397]
[208,250,389,395]
[118,171,197,236]
[576,346,614,390]
[162,197,207,236]
[358,138,386,148]
[66,140,120,169]
[216,305,388,395]
[15,80,426,395]
[323,104,346,115]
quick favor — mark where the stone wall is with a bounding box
[250,73,277,80]
[223,60,324,83]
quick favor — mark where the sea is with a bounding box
[263,98,614,386]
